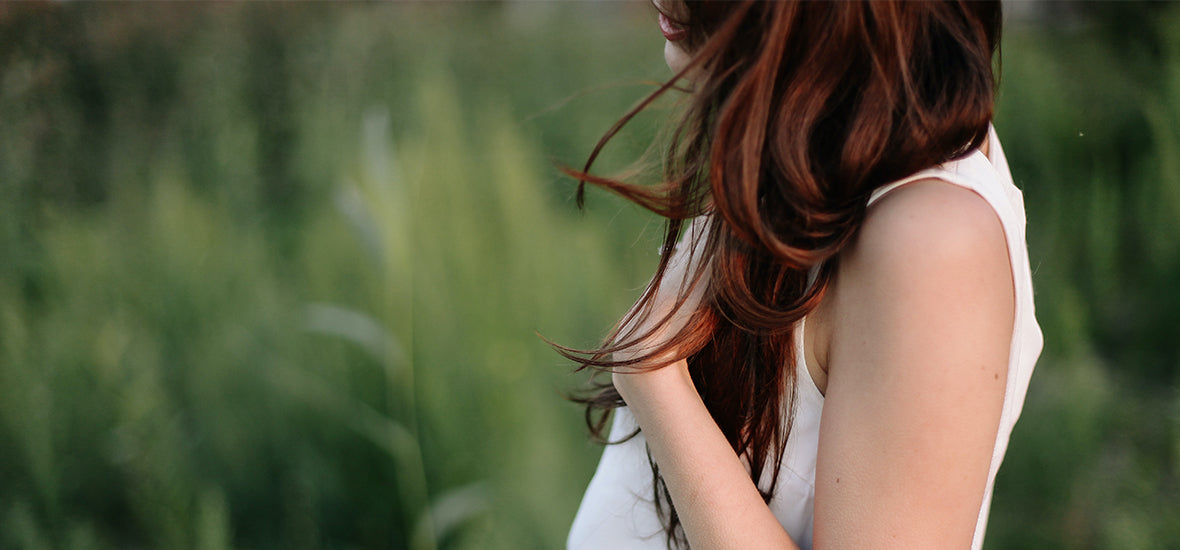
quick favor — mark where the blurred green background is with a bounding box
[0,1,1177,549]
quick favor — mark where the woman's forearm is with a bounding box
[613,364,801,550]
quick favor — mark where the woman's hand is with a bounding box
[611,356,694,410]
[610,217,712,387]
[613,357,801,550]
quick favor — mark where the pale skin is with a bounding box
[610,28,1012,549]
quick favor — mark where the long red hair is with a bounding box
[559,1,1001,546]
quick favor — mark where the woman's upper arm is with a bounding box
[813,180,1015,549]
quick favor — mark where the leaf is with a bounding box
[264,362,418,465]
[303,302,404,369]
[411,482,491,550]
[333,183,387,269]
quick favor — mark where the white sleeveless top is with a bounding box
[567,126,1043,550]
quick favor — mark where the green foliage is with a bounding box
[0,2,1176,549]
[986,6,1180,548]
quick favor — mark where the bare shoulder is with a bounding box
[850,178,1009,275]
[831,176,1014,346]
[816,178,1015,352]
[808,178,1012,388]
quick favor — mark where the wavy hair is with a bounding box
[559,1,1001,546]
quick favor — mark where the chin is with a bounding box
[664,40,692,76]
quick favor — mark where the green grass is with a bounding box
[0,2,1176,549]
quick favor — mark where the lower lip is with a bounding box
[659,13,688,42]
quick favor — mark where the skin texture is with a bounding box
[664,38,691,76]
[612,178,1015,549]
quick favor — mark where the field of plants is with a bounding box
[0,2,1177,549]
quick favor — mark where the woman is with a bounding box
[562,2,1042,549]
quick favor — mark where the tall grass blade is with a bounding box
[304,302,405,369]
[410,482,491,550]
[264,363,418,465]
